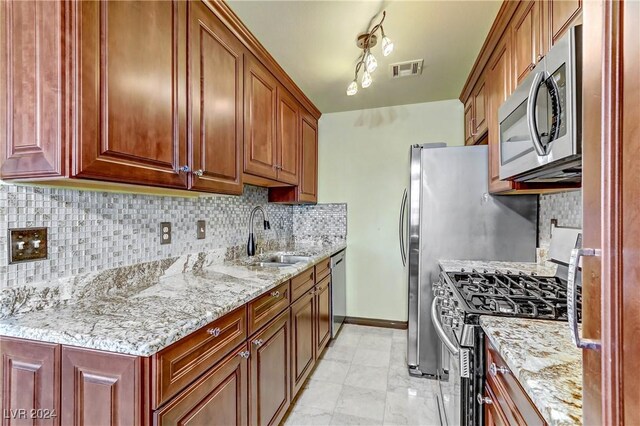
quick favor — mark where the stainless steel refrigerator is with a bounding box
[399,144,538,378]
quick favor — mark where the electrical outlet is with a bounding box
[197,220,206,240]
[9,227,48,264]
[160,222,172,245]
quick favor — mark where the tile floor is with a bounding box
[283,324,442,426]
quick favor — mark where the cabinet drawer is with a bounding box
[485,339,545,426]
[153,306,247,408]
[291,267,315,302]
[248,281,290,335]
[315,257,331,281]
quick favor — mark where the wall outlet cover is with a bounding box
[160,222,172,245]
[197,220,206,240]
[9,227,48,264]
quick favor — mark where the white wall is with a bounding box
[318,99,464,321]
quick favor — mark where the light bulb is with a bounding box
[361,70,372,88]
[346,80,358,96]
[382,36,394,56]
[365,53,378,73]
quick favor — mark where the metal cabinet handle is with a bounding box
[536,54,544,63]
[526,71,548,156]
[207,327,221,337]
[489,362,510,375]
[252,339,263,347]
[270,291,280,298]
[568,248,602,350]
[238,350,250,359]
[179,165,191,173]
[477,394,493,405]
[193,169,204,177]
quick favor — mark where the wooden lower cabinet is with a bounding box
[315,276,332,355]
[61,346,147,426]
[0,337,60,426]
[290,289,316,396]
[155,344,248,426]
[249,310,291,426]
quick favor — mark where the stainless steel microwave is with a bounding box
[499,25,582,182]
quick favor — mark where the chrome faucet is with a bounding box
[247,206,271,256]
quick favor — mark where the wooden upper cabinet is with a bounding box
[0,337,61,426]
[472,79,487,139]
[548,0,582,47]
[75,1,188,189]
[512,0,544,85]
[486,33,515,194]
[188,1,244,195]
[276,88,300,185]
[61,346,146,426]
[0,0,66,179]
[244,55,278,180]
[299,112,318,203]
[464,98,474,145]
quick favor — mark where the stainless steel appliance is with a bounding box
[331,250,346,337]
[499,25,582,183]
[400,144,538,380]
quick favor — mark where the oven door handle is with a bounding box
[526,71,549,157]
[431,297,459,357]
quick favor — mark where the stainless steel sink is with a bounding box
[255,255,311,267]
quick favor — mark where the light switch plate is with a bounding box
[197,220,206,240]
[9,227,48,264]
[160,222,172,245]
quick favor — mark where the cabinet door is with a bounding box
[486,33,515,194]
[548,0,582,46]
[290,290,315,396]
[244,55,278,180]
[512,1,544,85]
[61,347,144,426]
[75,1,188,188]
[0,0,65,179]
[155,345,249,426]
[315,276,332,355]
[188,1,243,195]
[249,310,290,426]
[0,338,60,426]
[276,88,299,185]
[298,112,318,203]
[472,79,487,139]
[463,98,474,145]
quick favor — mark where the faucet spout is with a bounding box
[247,206,271,256]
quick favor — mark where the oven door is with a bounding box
[432,297,465,426]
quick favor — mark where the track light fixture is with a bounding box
[346,11,394,96]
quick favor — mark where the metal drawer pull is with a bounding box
[270,291,280,297]
[193,169,204,177]
[253,339,263,347]
[206,327,221,337]
[489,362,509,375]
[477,394,493,405]
[568,248,602,350]
[239,351,250,359]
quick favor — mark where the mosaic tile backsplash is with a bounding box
[0,183,347,289]
[293,203,347,244]
[538,190,582,248]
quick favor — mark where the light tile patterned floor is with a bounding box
[283,324,441,426]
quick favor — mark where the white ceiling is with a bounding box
[227,0,501,114]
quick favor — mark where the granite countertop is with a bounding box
[0,243,346,357]
[480,316,582,426]
[439,259,557,276]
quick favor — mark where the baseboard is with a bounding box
[343,316,408,330]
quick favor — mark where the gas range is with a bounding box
[442,269,579,322]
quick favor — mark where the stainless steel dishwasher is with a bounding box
[330,250,346,337]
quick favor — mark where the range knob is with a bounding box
[441,298,451,307]
[443,316,453,326]
[437,289,447,297]
[452,318,460,328]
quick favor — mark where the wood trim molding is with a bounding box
[343,317,408,330]
[459,0,519,102]
[203,0,322,120]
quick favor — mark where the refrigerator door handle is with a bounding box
[399,188,408,266]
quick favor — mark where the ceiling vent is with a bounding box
[390,59,424,78]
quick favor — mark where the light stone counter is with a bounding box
[480,316,582,426]
[0,243,346,356]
